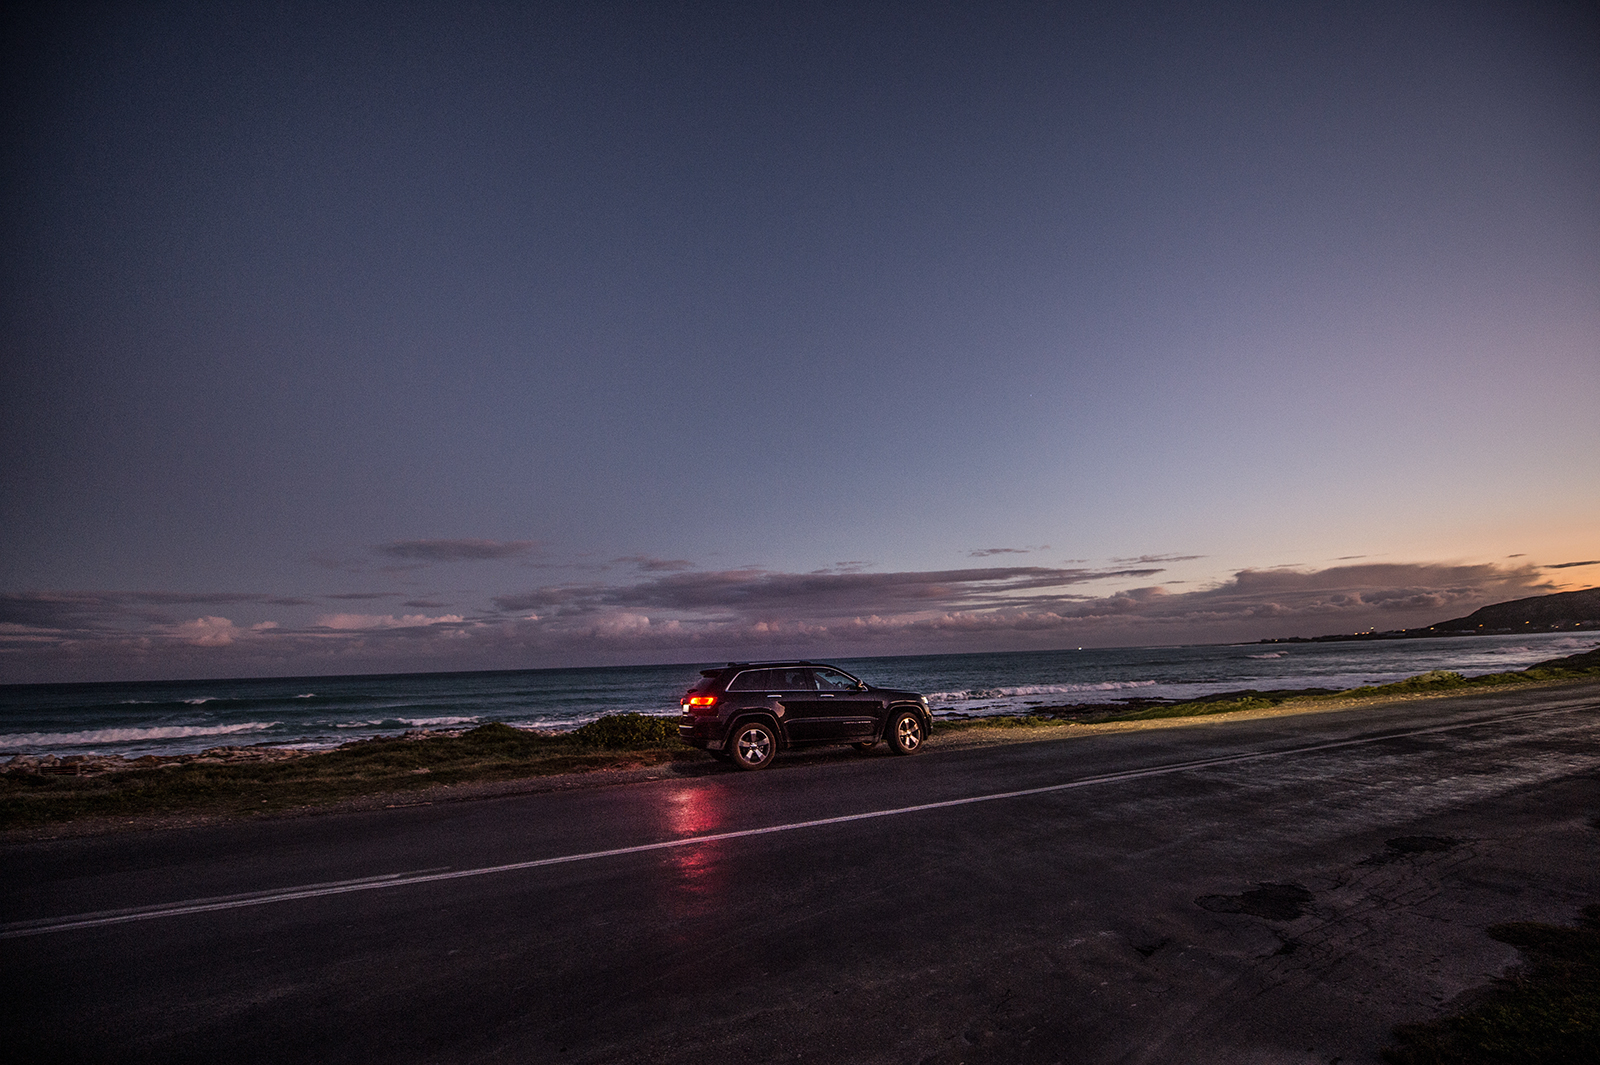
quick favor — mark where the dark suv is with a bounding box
[678,661,933,770]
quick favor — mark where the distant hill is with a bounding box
[1426,587,1600,633]
[1263,586,1600,644]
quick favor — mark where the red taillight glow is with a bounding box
[684,695,718,709]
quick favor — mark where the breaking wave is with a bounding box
[0,721,281,750]
[927,680,1157,703]
[332,716,481,729]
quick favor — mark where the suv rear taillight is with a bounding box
[683,694,718,711]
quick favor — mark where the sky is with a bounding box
[2,0,1597,683]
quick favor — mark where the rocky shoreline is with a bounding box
[0,726,480,778]
[3,745,314,777]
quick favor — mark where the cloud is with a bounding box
[127,592,311,607]
[315,613,467,630]
[480,560,1556,658]
[1547,559,1600,569]
[968,545,1054,558]
[0,560,1563,683]
[611,556,694,572]
[492,565,1166,618]
[0,592,118,630]
[0,591,307,631]
[323,592,402,601]
[1110,554,1205,564]
[591,612,654,636]
[171,616,243,646]
[1135,562,1546,622]
[374,539,539,562]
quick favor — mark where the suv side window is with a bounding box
[727,669,774,691]
[727,667,815,691]
[773,667,814,691]
[812,668,859,691]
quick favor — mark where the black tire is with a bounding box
[886,710,924,755]
[730,721,778,770]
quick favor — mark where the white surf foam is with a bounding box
[927,680,1157,703]
[0,721,281,749]
[331,716,481,729]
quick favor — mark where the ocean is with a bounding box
[2,631,1594,760]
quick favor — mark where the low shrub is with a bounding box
[567,713,680,749]
[1354,670,1469,695]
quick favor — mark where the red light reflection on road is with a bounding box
[660,784,731,921]
[665,783,727,837]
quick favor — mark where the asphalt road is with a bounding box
[5,682,1599,1065]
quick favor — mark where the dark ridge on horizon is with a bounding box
[1432,587,1600,631]
[1264,587,1600,645]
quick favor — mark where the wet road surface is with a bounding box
[4,682,1599,1064]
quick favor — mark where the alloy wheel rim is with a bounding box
[737,729,771,763]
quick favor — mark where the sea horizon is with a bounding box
[3,631,1594,761]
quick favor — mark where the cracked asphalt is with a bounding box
[3,681,1598,1064]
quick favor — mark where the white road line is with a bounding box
[4,702,1590,940]
[0,870,450,933]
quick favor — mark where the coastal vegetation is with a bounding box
[3,647,1597,832]
[0,716,690,830]
[938,645,1600,728]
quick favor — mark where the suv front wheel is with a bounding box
[731,721,778,770]
[886,710,924,755]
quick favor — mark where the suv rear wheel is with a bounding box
[886,710,924,755]
[731,721,778,770]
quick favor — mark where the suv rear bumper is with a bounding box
[678,715,725,750]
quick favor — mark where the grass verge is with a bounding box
[936,646,1600,730]
[1383,905,1600,1064]
[0,715,684,830]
